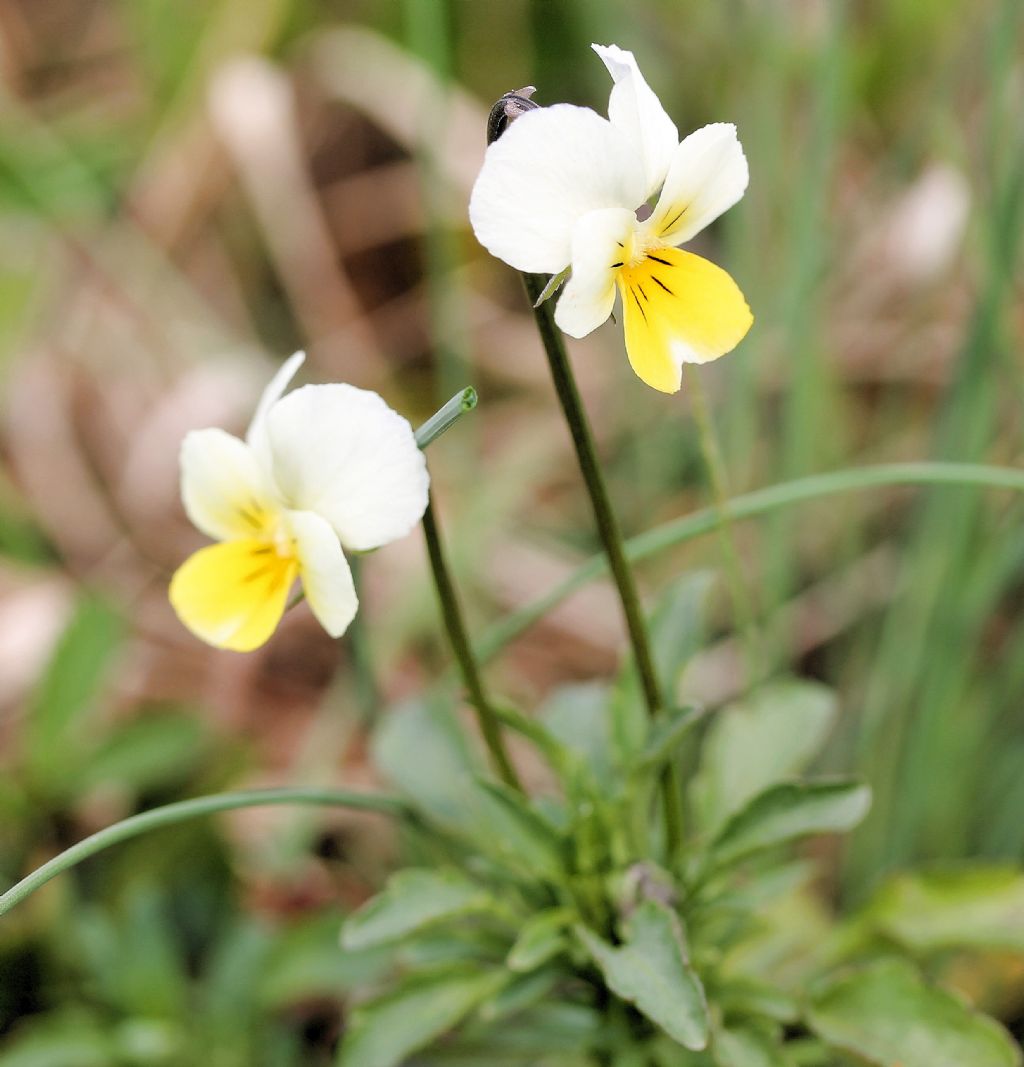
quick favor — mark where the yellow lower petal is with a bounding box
[617,247,753,394]
[169,539,298,652]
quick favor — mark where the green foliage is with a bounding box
[337,967,507,1067]
[708,780,872,872]
[867,866,1024,955]
[335,575,1018,1065]
[691,681,838,836]
[340,869,504,951]
[26,594,124,793]
[576,901,709,1051]
[806,959,1021,1067]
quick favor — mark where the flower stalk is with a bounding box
[522,271,682,856]
[413,386,522,790]
[522,272,662,720]
[421,494,523,792]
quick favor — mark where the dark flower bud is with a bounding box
[486,86,540,145]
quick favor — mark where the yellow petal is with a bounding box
[169,540,297,652]
[618,247,753,393]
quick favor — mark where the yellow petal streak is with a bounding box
[617,247,753,393]
[169,539,297,652]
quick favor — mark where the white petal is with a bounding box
[246,351,305,470]
[469,103,644,274]
[592,43,678,201]
[180,428,279,542]
[647,123,749,246]
[265,384,429,551]
[286,510,358,637]
[554,207,636,338]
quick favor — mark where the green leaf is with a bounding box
[634,705,709,775]
[374,698,566,882]
[716,978,799,1024]
[77,712,206,794]
[373,697,481,831]
[648,571,716,696]
[341,869,499,951]
[493,703,574,777]
[713,1025,789,1067]
[506,908,574,972]
[710,780,870,870]
[614,573,715,764]
[337,967,506,1067]
[541,682,615,783]
[576,900,709,1050]
[436,1002,601,1063]
[691,681,838,835]
[806,959,1021,1067]
[0,1012,118,1067]
[870,866,1024,954]
[477,966,560,1022]
[27,594,124,791]
[473,780,567,881]
[260,914,391,1005]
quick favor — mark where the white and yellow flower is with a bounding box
[470,44,753,394]
[169,353,429,652]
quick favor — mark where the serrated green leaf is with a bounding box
[576,900,709,1050]
[341,869,498,951]
[337,967,506,1067]
[692,681,838,836]
[870,866,1024,954]
[807,959,1021,1067]
[507,908,574,972]
[710,781,870,870]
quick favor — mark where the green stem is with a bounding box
[421,494,523,791]
[0,787,411,917]
[522,273,682,861]
[522,273,662,721]
[473,461,1024,664]
[685,365,764,684]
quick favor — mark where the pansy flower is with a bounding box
[170,353,429,651]
[470,44,753,394]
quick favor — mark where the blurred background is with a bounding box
[0,0,1022,1061]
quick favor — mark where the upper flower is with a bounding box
[469,44,753,394]
[169,353,429,652]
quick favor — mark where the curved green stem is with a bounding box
[0,787,411,917]
[474,462,1024,664]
